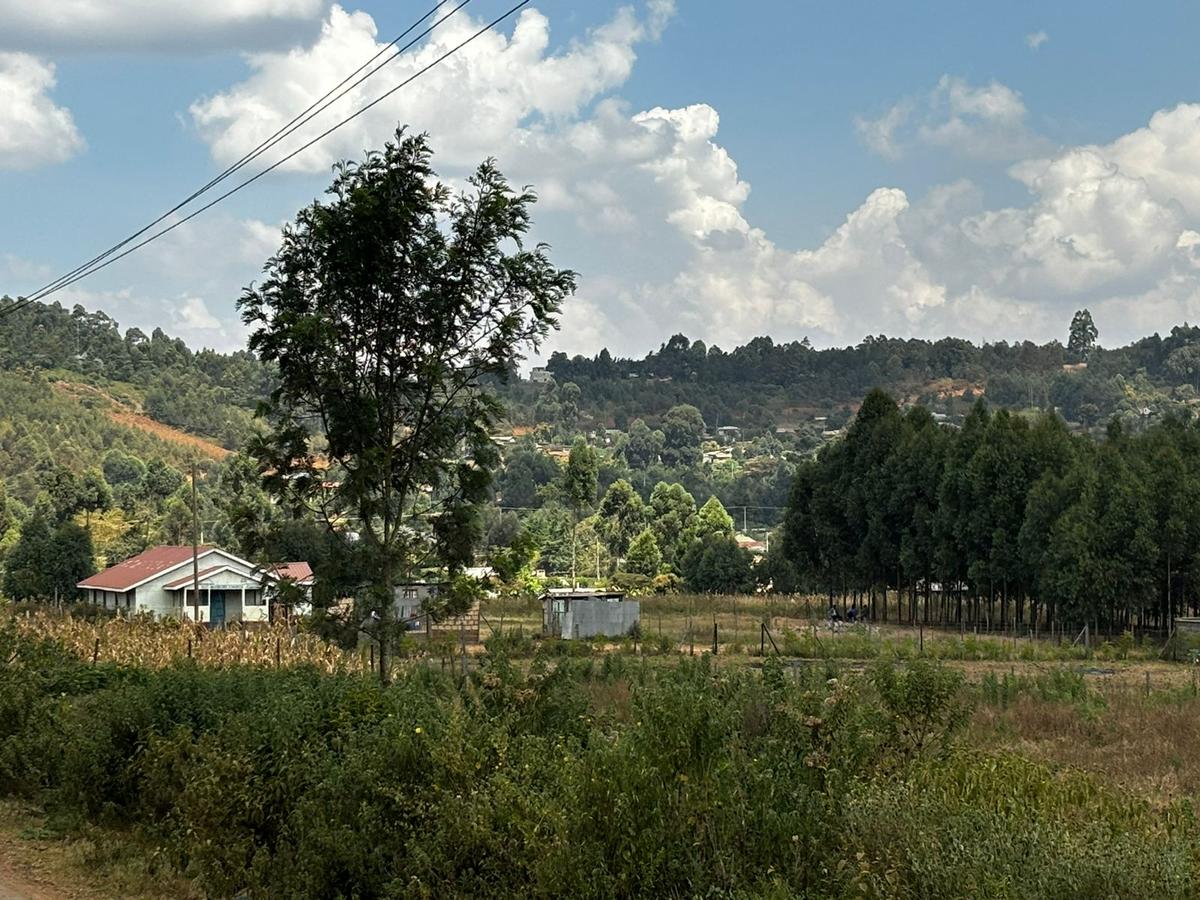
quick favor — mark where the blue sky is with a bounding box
[5,1,1200,357]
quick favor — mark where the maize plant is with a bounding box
[9,611,368,675]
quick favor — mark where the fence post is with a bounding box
[91,638,99,666]
[919,622,924,657]
[275,636,282,668]
[760,622,765,656]
[187,638,192,659]
[712,621,718,656]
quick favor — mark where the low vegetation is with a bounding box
[2,624,1198,898]
[9,610,366,674]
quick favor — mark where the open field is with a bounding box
[3,619,1200,899]
[480,593,1181,664]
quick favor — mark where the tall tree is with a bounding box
[661,404,706,467]
[648,481,697,567]
[695,496,735,538]
[1068,309,1099,361]
[240,131,575,681]
[559,439,599,585]
[596,479,646,570]
[626,527,662,577]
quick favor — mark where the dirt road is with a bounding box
[0,819,99,900]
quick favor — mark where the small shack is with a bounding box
[542,588,640,639]
[1175,617,1200,635]
[394,582,481,643]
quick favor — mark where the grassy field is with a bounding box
[481,592,1178,664]
[3,609,1200,898]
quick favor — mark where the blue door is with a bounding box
[210,591,226,627]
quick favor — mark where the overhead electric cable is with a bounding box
[12,1,461,312]
[8,0,469,317]
[5,0,519,318]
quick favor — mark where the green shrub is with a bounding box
[0,628,1196,899]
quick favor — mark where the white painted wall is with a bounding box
[90,550,273,623]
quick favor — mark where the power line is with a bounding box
[18,0,461,309]
[7,0,530,318]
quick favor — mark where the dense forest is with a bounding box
[517,310,1200,434]
[781,389,1200,633]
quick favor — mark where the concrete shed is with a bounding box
[542,588,640,639]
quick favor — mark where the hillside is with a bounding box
[509,317,1200,437]
[0,297,270,493]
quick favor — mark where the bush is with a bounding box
[0,627,1196,898]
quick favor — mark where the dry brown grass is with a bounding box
[971,679,1200,803]
[0,800,199,899]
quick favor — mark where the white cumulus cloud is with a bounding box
[191,2,675,173]
[0,53,83,170]
[1025,30,1049,50]
[858,75,1050,162]
[79,6,1200,358]
[0,0,329,52]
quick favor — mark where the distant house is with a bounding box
[529,366,555,384]
[703,448,734,464]
[77,546,312,625]
[735,534,768,556]
[714,425,742,444]
[542,588,639,639]
[268,562,315,619]
[393,581,481,642]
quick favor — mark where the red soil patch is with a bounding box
[106,410,229,460]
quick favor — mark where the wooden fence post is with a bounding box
[712,621,718,656]
[91,638,99,666]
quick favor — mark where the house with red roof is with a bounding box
[77,546,313,625]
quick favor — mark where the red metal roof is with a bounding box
[78,546,214,591]
[162,565,226,590]
[270,562,314,583]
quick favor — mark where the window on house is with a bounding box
[246,592,265,606]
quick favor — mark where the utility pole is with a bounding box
[191,461,200,625]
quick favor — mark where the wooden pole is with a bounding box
[190,461,200,625]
